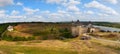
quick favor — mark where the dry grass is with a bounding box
[0,39,120,54]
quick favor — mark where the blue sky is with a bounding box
[0,0,120,23]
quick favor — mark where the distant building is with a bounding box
[72,26,85,37]
[71,20,87,37]
[71,20,100,37]
[7,25,14,31]
[89,27,100,33]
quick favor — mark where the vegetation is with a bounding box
[0,22,73,40]
[0,22,120,54]
[59,28,72,38]
[0,24,9,36]
[89,32,120,41]
[0,39,119,54]
[0,23,18,37]
[0,45,77,54]
[1,22,120,41]
[1,34,35,41]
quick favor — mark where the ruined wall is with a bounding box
[71,26,87,36]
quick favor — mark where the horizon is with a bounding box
[0,0,120,23]
[0,20,118,24]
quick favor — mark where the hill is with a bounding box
[1,22,73,41]
[1,21,120,41]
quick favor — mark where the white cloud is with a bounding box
[65,0,80,12]
[58,10,67,14]
[8,15,26,18]
[46,0,67,4]
[98,13,109,16]
[0,10,6,17]
[46,0,80,12]
[42,10,50,14]
[67,5,79,12]
[23,7,40,15]
[67,0,80,6]
[0,0,14,7]
[105,0,118,4]
[86,11,94,14]
[1,0,120,23]
[85,1,119,15]
[11,10,19,15]
[16,2,23,6]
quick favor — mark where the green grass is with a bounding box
[0,45,77,54]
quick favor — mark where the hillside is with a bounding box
[0,22,120,54]
[1,22,120,41]
[1,22,73,40]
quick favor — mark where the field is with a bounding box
[0,38,120,54]
[89,32,120,41]
[0,40,77,54]
[0,22,120,54]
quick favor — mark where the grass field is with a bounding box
[0,39,120,54]
[0,40,78,54]
[1,22,120,54]
[0,45,77,54]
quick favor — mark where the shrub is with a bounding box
[27,36,35,40]
[13,37,27,41]
[59,28,72,38]
[1,35,13,41]
[2,35,35,41]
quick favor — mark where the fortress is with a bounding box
[6,21,100,38]
[71,20,100,37]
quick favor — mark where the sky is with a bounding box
[0,0,120,23]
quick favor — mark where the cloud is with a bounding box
[1,0,120,23]
[16,2,23,6]
[11,10,19,15]
[7,15,26,18]
[46,0,80,12]
[58,10,67,14]
[67,5,79,12]
[105,0,118,4]
[86,11,94,14]
[85,1,119,15]
[98,13,109,16]
[66,0,80,6]
[23,7,40,15]
[64,0,80,12]
[0,0,14,7]
[0,10,6,17]
[46,0,67,4]
[42,10,50,14]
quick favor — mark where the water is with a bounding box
[93,25,120,32]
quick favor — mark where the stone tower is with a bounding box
[71,20,83,37]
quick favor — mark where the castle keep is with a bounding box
[71,20,100,37]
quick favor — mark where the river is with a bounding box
[93,25,120,32]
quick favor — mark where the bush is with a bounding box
[59,28,72,38]
[2,35,35,41]
[27,36,35,40]
[2,35,13,41]
[13,37,27,41]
